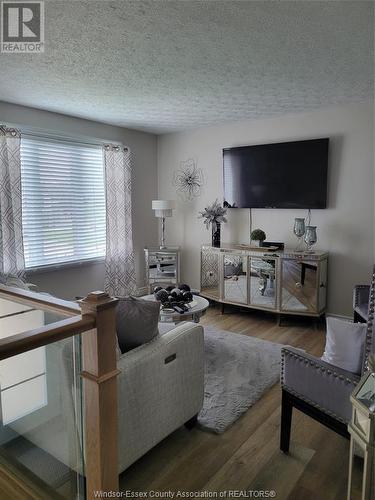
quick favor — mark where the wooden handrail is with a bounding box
[0,315,96,360]
[0,284,81,316]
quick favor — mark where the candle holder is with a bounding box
[304,226,317,253]
[293,218,306,252]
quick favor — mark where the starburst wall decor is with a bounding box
[173,158,204,201]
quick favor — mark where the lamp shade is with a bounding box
[152,200,175,211]
[152,200,175,218]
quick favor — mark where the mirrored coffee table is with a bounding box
[142,294,209,324]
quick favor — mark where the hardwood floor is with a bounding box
[119,304,356,499]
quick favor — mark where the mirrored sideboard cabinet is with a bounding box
[200,244,328,317]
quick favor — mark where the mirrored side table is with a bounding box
[145,246,181,293]
[347,371,375,500]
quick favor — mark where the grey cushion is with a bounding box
[321,316,367,374]
[116,297,160,353]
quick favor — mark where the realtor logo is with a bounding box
[1,1,44,53]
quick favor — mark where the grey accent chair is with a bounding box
[353,283,370,323]
[280,267,375,452]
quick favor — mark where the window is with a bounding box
[20,136,106,269]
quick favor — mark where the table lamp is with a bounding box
[152,200,175,248]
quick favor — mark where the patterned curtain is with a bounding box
[0,126,25,280]
[104,144,136,296]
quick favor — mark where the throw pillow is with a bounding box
[116,296,160,353]
[321,316,367,374]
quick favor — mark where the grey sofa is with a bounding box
[280,267,375,452]
[6,321,204,475]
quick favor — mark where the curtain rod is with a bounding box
[2,122,123,148]
[22,131,105,148]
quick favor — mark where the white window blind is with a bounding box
[20,136,106,269]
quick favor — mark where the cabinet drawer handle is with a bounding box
[320,283,326,288]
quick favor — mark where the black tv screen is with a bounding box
[223,138,329,209]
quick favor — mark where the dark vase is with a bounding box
[212,223,221,247]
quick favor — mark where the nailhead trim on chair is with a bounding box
[281,348,358,385]
[362,266,375,372]
[280,347,358,422]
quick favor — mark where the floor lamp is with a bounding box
[152,200,175,248]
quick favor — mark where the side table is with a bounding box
[145,246,180,293]
[142,294,209,324]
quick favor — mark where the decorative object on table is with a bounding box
[144,293,209,324]
[261,241,285,250]
[304,225,318,253]
[250,228,266,247]
[235,243,279,252]
[153,283,194,313]
[173,158,204,201]
[152,200,175,248]
[144,246,180,293]
[347,370,375,500]
[198,199,227,248]
[293,217,306,252]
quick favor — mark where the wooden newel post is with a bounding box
[79,291,119,498]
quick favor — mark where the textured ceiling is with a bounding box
[0,0,373,134]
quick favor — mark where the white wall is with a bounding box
[0,101,158,299]
[157,102,374,316]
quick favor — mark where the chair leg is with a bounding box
[184,414,198,430]
[280,389,293,453]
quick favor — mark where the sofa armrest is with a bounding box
[117,321,204,418]
[116,322,204,471]
[281,346,360,423]
[353,285,370,308]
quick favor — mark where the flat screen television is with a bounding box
[223,138,329,209]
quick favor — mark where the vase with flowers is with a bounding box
[198,199,227,247]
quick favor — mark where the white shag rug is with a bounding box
[198,325,282,433]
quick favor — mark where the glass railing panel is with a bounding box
[0,296,33,317]
[0,333,85,499]
[0,293,76,323]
